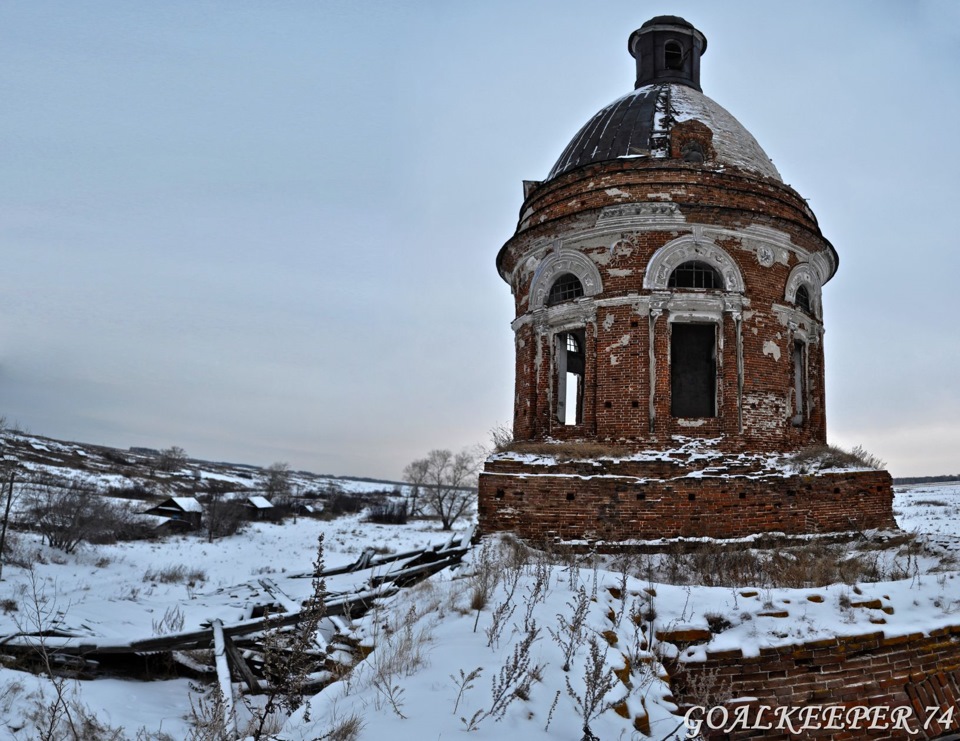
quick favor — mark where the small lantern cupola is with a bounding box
[628,15,707,91]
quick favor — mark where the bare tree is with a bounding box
[402,458,430,517]
[0,461,18,580]
[203,482,246,542]
[157,445,188,472]
[406,449,478,530]
[261,462,292,503]
[22,474,101,553]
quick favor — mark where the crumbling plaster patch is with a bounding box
[605,334,631,352]
[763,340,781,361]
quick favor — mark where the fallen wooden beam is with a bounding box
[211,620,237,735]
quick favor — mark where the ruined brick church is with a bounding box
[478,17,895,542]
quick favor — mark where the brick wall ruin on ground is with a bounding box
[661,625,960,740]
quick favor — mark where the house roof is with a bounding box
[246,495,273,509]
[168,497,204,512]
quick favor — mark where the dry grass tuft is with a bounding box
[790,444,885,472]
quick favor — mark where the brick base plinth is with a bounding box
[478,456,895,541]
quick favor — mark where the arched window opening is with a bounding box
[792,340,807,427]
[664,40,684,71]
[671,323,716,418]
[547,273,584,305]
[668,261,722,290]
[795,285,812,314]
[555,329,585,425]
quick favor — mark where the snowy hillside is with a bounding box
[0,440,958,738]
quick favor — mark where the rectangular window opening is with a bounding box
[556,329,585,425]
[792,339,806,427]
[670,323,717,418]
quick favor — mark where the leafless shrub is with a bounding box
[485,570,520,649]
[461,619,542,730]
[143,565,207,586]
[22,474,102,553]
[565,636,626,741]
[469,539,501,620]
[321,492,369,518]
[548,585,591,672]
[450,667,483,715]
[200,489,247,541]
[670,664,732,725]
[243,533,327,740]
[186,687,231,741]
[366,501,408,525]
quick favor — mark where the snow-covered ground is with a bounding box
[1,482,959,739]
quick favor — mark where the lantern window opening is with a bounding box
[668,260,722,290]
[547,273,585,305]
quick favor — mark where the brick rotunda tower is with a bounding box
[478,17,895,542]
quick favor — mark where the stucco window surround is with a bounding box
[645,234,747,321]
[784,263,823,320]
[529,249,603,311]
[644,236,746,426]
[523,252,603,433]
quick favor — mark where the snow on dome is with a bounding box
[547,83,781,182]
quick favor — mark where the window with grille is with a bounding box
[668,261,722,289]
[664,40,683,70]
[548,273,585,305]
[556,329,585,425]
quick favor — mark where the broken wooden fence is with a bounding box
[0,526,475,710]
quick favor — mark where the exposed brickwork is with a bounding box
[483,22,894,542]
[479,463,894,541]
[662,627,960,740]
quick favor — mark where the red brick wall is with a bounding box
[500,160,832,454]
[664,627,960,740]
[478,465,894,541]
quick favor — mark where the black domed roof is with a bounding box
[546,18,779,183]
[547,83,781,182]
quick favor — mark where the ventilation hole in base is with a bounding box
[688,493,696,501]
[632,400,639,408]
[739,492,746,499]
[637,492,646,501]
[604,401,612,408]
[495,489,505,500]
[566,492,575,501]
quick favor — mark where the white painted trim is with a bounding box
[644,233,746,292]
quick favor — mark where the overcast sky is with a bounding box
[2,1,959,479]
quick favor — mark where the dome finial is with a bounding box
[628,16,707,92]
